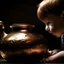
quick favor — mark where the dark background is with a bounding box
[0,0,61,49]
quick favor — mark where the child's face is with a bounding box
[41,14,64,37]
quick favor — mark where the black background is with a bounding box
[0,0,61,49]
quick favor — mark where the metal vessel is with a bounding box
[0,23,49,63]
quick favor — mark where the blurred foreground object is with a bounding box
[0,21,7,40]
[0,23,49,63]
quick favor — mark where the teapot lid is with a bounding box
[10,23,35,29]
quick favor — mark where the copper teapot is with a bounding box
[0,21,7,40]
[0,23,49,63]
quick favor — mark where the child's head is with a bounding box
[37,0,64,37]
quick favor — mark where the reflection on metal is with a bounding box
[8,33,27,40]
